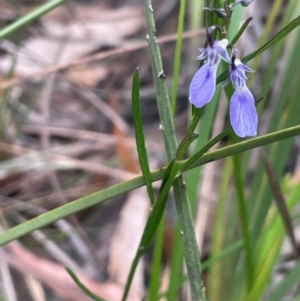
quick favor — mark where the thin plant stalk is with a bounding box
[0,125,300,246]
[0,0,68,40]
[144,0,206,300]
[171,0,187,116]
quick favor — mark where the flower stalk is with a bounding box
[144,0,207,300]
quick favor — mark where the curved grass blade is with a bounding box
[0,0,68,40]
[230,17,253,45]
[171,0,187,115]
[187,107,205,135]
[144,0,207,299]
[245,183,300,301]
[242,15,300,63]
[148,218,164,301]
[1,125,300,247]
[132,68,155,204]
[121,159,179,301]
[262,149,299,256]
[176,134,199,160]
[66,268,107,301]
[217,15,300,84]
[232,139,254,290]
[183,127,232,170]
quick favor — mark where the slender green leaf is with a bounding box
[217,15,300,84]
[203,241,244,271]
[262,149,298,255]
[183,127,232,170]
[242,15,300,63]
[0,0,68,40]
[121,254,140,301]
[248,181,300,301]
[176,134,199,160]
[132,69,155,204]
[166,225,184,301]
[122,159,179,301]
[144,0,206,299]
[148,219,165,301]
[231,135,254,290]
[141,160,178,250]
[1,125,300,247]
[171,0,187,115]
[66,268,107,301]
[187,107,204,135]
[230,17,253,45]
[265,258,300,301]
[208,158,234,301]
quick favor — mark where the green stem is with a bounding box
[144,1,206,300]
[232,150,254,290]
[171,0,187,116]
[0,0,68,40]
[0,125,300,247]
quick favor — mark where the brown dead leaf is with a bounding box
[110,93,141,174]
[3,242,139,301]
[0,7,144,76]
[66,65,108,87]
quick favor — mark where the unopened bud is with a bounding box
[229,0,255,10]
[203,7,228,19]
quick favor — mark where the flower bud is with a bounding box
[229,0,255,10]
[203,7,228,19]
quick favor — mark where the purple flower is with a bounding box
[224,58,258,137]
[189,39,231,108]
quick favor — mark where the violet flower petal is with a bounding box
[207,48,219,66]
[236,68,249,81]
[189,63,217,108]
[196,51,208,60]
[215,44,231,64]
[230,85,258,137]
[239,63,255,73]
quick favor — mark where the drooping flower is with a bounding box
[224,57,258,137]
[189,38,231,108]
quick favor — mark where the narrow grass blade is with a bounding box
[141,159,178,250]
[251,0,284,70]
[171,0,187,115]
[187,107,204,135]
[122,159,179,301]
[173,175,207,301]
[231,135,254,290]
[245,183,300,301]
[242,15,300,63]
[176,134,199,160]
[217,15,300,84]
[265,258,300,301]
[230,17,253,45]
[203,241,244,271]
[132,69,155,204]
[183,127,232,171]
[148,218,165,301]
[208,158,235,301]
[144,0,207,299]
[1,125,300,247]
[166,225,185,301]
[66,268,107,301]
[262,149,299,256]
[0,0,68,40]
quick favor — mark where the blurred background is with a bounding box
[0,0,300,301]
